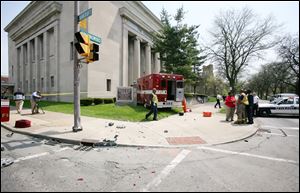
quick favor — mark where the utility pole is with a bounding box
[73,1,82,132]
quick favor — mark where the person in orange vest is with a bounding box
[145,88,158,121]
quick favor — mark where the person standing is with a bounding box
[1,88,9,99]
[214,94,222,108]
[225,92,236,121]
[246,89,254,124]
[13,88,25,114]
[145,88,158,121]
[31,91,42,114]
[253,92,259,116]
[235,90,248,124]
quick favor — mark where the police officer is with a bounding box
[145,88,158,121]
[246,89,254,124]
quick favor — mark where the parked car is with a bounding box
[258,96,299,116]
[269,93,298,102]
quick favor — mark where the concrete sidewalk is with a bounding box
[1,103,258,147]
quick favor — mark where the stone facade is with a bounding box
[5,1,162,101]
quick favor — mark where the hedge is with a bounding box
[103,98,114,104]
[80,98,93,106]
[94,98,104,105]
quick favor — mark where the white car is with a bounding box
[269,93,298,102]
[258,96,299,116]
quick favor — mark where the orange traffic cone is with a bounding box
[182,98,187,113]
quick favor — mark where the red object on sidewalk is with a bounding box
[203,112,212,117]
[15,119,31,128]
[1,99,10,122]
[182,98,187,112]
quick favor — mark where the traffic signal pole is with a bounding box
[73,1,82,132]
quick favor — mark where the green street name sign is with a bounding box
[79,29,102,44]
[78,8,92,21]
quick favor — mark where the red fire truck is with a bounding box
[137,73,184,108]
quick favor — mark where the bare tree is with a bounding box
[207,7,279,93]
[277,34,299,94]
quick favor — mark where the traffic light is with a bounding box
[88,43,99,62]
[74,32,90,57]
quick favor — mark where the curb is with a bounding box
[1,123,81,145]
[1,122,259,148]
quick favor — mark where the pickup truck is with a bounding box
[258,96,299,116]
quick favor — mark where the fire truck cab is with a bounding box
[137,73,184,108]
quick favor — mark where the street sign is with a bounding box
[79,18,87,30]
[78,8,92,21]
[80,29,101,44]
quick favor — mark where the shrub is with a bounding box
[184,93,194,98]
[94,98,104,105]
[208,96,217,102]
[103,98,114,104]
[80,98,93,106]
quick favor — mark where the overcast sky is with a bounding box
[1,1,299,77]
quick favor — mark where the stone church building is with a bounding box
[5,1,162,101]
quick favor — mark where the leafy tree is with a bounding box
[207,7,279,93]
[247,62,294,99]
[152,7,206,89]
[277,34,299,94]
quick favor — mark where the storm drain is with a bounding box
[166,136,207,145]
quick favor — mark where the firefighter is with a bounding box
[145,88,158,121]
[234,89,248,124]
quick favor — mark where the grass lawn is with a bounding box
[10,100,181,122]
[207,97,217,102]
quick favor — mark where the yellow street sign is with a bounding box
[79,18,87,30]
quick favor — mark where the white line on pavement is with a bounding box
[260,126,299,131]
[263,133,298,137]
[141,149,191,192]
[14,147,70,163]
[14,152,50,163]
[53,147,71,152]
[197,146,298,164]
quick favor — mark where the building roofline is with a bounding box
[135,1,163,28]
[4,1,36,32]
[4,1,163,32]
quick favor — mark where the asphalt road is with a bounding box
[1,116,299,192]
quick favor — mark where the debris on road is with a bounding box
[1,144,5,151]
[93,135,118,147]
[1,157,14,168]
[164,130,168,133]
[6,132,14,137]
[116,125,126,129]
[108,122,114,126]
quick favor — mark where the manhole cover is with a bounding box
[166,136,206,145]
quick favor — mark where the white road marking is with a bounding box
[14,147,70,163]
[14,152,50,163]
[263,133,298,137]
[197,146,298,164]
[260,126,299,131]
[141,149,191,192]
[53,147,71,152]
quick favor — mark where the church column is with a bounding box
[122,20,128,86]
[133,36,140,82]
[145,43,151,75]
[154,52,161,73]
